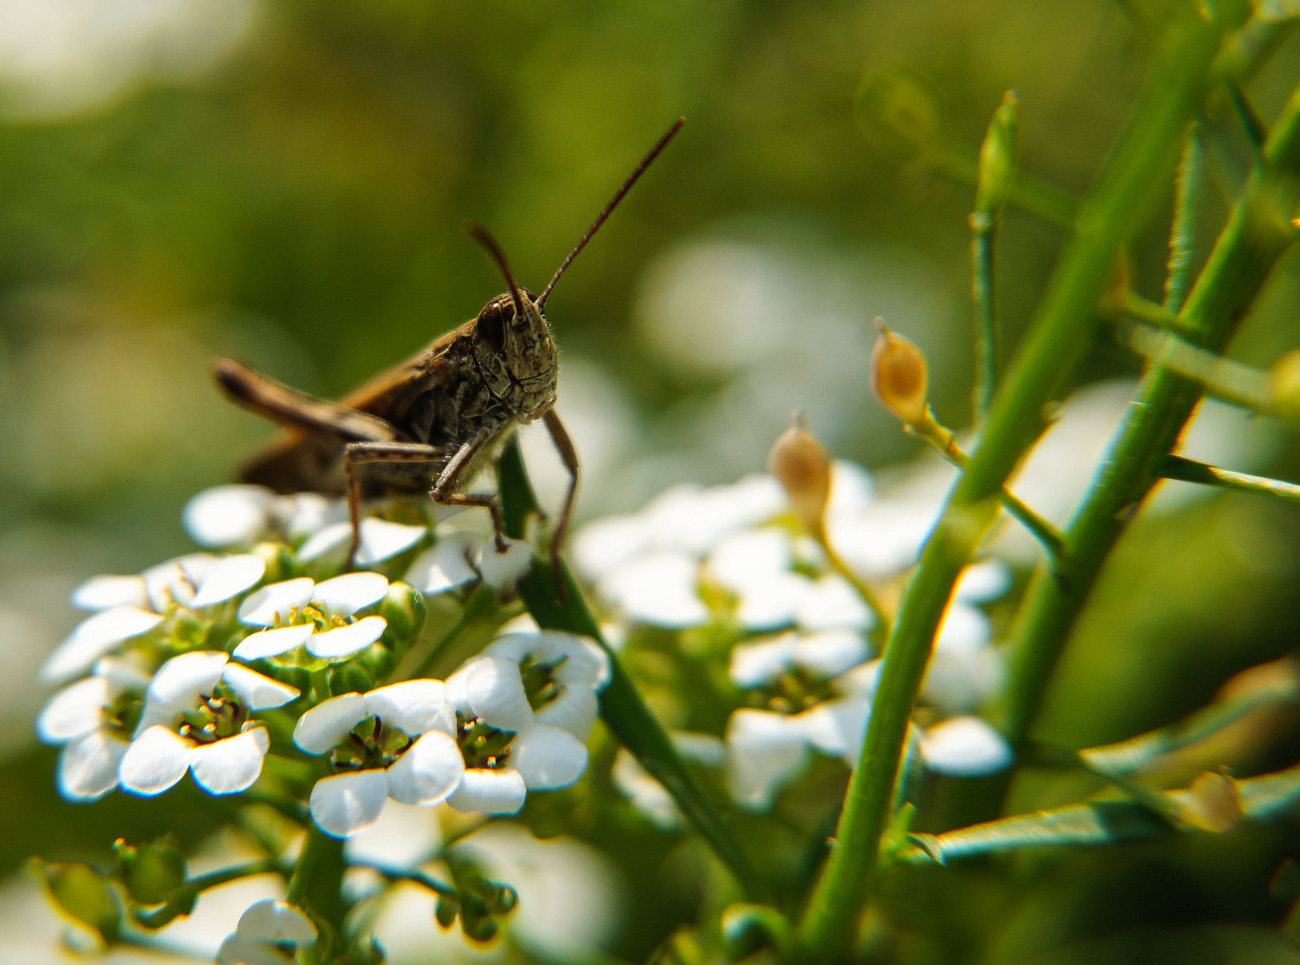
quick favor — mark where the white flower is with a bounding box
[297,517,427,566]
[216,899,316,965]
[480,631,611,738]
[404,533,481,595]
[39,605,165,685]
[729,628,869,690]
[725,708,811,810]
[476,536,533,591]
[35,656,150,801]
[444,645,594,815]
[595,551,708,628]
[183,485,279,549]
[119,651,298,797]
[293,680,465,838]
[919,716,1013,776]
[234,572,390,661]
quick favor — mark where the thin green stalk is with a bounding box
[1165,127,1204,312]
[1161,455,1300,503]
[997,81,1300,753]
[971,216,998,422]
[793,9,1240,960]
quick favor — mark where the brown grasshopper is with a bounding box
[213,117,685,573]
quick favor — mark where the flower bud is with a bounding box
[870,323,929,425]
[1178,770,1241,833]
[767,413,831,536]
[379,581,426,643]
[31,858,121,944]
[974,90,1019,218]
[1269,348,1300,423]
[115,837,187,907]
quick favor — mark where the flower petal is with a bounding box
[920,717,1013,777]
[361,680,455,737]
[191,554,267,608]
[36,676,110,743]
[598,552,708,629]
[795,575,872,632]
[533,687,599,740]
[233,624,314,661]
[447,656,532,732]
[221,662,300,711]
[510,724,588,790]
[476,537,533,590]
[795,695,871,761]
[307,616,387,659]
[404,534,481,595]
[447,767,528,815]
[793,629,869,680]
[147,651,229,709]
[233,899,316,943]
[238,578,315,627]
[310,574,388,621]
[385,731,465,806]
[725,709,809,811]
[354,518,428,566]
[190,727,270,795]
[70,574,147,612]
[309,769,389,837]
[183,485,276,548]
[58,730,129,801]
[296,521,352,563]
[40,606,165,684]
[120,725,193,796]
[729,633,798,688]
[294,693,369,755]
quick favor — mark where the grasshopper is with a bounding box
[213,117,685,573]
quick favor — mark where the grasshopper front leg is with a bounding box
[541,408,580,585]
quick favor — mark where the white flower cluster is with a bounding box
[573,460,1014,817]
[35,486,603,839]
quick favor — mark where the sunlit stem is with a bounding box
[1161,455,1300,504]
[909,408,1066,565]
[133,860,281,930]
[1113,317,1275,414]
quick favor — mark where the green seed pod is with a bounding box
[32,859,122,945]
[114,837,187,907]
[975,90,1020,218]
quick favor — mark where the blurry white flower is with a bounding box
[729,629,868,689]
[120,651,298,797]
[725,709,811,810]
[35,655,150,801]
[234,572,389,661]
[475,537,533,592]
[39,604,165,685]
[919,716,1013,776]
[294,680,464,838]
[216,899,316,965]
[183,485,278,549]
[404,533,481,595]
[297,517,427,567]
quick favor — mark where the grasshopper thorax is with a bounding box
[471,288,558,423]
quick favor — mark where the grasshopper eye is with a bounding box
[476,298,509,353]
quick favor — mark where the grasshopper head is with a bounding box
[472,289,558,421]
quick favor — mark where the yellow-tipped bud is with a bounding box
[1269,348,1300,423]
[974,90,1020,218]
[870,323,929,426]
[767,412,831,536]
[1178,770,1242,833]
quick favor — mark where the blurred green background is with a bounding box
[2,1,1300,962]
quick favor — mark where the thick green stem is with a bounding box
[288,825,347,955]
[997,80,1300,751]
[971,217,999,422]
[793,10,1239,961]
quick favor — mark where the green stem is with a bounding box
[793,10,1240,960]
[971,215,998,423]
[287,825,348,950]
[133,860,281,930]
[997,81,1300,755]
[1162,454,1300,504]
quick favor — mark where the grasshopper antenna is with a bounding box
[463,221,527,317]
[537,116,685,311]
